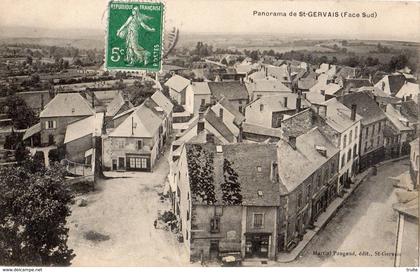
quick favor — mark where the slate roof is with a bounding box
[246,79,291,95]
[277,127,339,194]
[109,98,163,138]
[208,82,248,101]
[242,122,282,139]
[217,97,245,125]
[40,93,95,118]
[106,92,133,117]
[374,74,406,95]
[22,122,41,140]
[164,74,190,93]
[340,92,387,126]
[185,143,281,206]
[384,104,413,132]
[396,82,419,100]
[64,116,95,144]
[204,108,235,142]
[64,112,104,143]
[298,78,318,90]
[189,81,212,95]
[151,91,174,115]
[248,93,309,113]
[322,98,363,132]
[400,100,419,123]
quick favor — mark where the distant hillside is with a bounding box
[0,26,104,50]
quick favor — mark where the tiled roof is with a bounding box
[204,108,235,142]
[336,66,358,79]
[109,99,163,138]
[208,81,248,101]
[151,90,174,115]
[340,92,387,125]
[40,93,95,118]
[322,98,362,132]
[185,143,281,206]
[277,127,339,194]
[164,74,190,93]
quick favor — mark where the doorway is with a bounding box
[118,157,125,170]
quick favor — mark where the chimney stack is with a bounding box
[288,135,297,150]
[206,133,215,143]
[238,125,243,142]
[351,104,357,121]
[296,94,302,113]
[283,97,288,108]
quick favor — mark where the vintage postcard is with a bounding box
[0,0,418,270]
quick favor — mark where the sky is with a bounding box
[0,0,419,42]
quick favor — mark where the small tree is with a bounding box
[0,161,75,265]
[5,95,39,129]
[221,159,242,205]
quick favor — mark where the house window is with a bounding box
[377,136,381,146]
[341,154,346,168]
[355,126,358,139]
[253,213,264,228]
[137,140,143,150]
[378,122,382,132]
[260,104,264,111]
[343,134,347,148]
[45,120,56,129]
[210,217,220,233]
[349,131,353,144]
[257,166,262,172]
[297,191,303,208]
[353,144,358,158]
[330,162,335,175]
[239,106,243,113]
[366,127,369,136]
[347,149,352,162]
[117,139,125,149]
[201,99,205,105]
[187,209,190,221]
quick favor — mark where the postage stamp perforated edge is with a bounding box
[104,0,165,73]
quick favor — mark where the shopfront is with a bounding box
[244,233,271,258]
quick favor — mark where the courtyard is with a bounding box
[66,155,190,266]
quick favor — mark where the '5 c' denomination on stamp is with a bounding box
[105,1,164,72]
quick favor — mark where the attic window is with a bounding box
[257,190,263,197]
[315,145,327,157]
[257,166,262,172]
[71,108,75,113]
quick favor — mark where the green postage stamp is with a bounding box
[105,1,164,72]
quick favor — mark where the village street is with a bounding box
[284,159,410,267]
[66,152,191,266]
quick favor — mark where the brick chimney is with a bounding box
[351,104,357,121]
[197,111,205,134]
